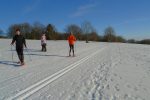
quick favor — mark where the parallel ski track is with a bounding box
[7,46,107,100]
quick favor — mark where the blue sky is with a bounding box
[0,0,150,40]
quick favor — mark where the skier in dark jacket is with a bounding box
[11,29,27,66]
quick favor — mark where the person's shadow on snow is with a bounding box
[23,49,68,57]
[9,49,41,52]
[0,61,20,67]
[24,49,41,53]
[25,53,68,58]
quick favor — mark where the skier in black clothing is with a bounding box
[11,29,27,66]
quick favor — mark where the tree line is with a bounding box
[6,21,127,42]
[0,21,149,45]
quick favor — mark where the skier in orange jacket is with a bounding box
[67,32,76,57]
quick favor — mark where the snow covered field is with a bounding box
[0,39,150,100]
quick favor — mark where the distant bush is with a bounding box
[127,39,137,44]
[115,36,126,43]
[138,39,150,45]
[0,36,7,39]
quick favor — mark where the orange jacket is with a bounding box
[67,35,76,45]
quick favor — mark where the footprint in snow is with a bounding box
[115,84,120,92]
[133,87,138,91]
[126,84,131,88]
[106,84,110,90]
[114,73,117,77]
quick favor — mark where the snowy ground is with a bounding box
[0,39,150,100]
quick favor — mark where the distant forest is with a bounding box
[0,21,149,45]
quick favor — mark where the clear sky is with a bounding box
[0,0,150,40]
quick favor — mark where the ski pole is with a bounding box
[25,47,32,61]
[68,44,70,56]
[73,40,77,57]
[11,45,14,63]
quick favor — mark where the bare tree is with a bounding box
[7,24,20,37]
[20,23,32,39]
[65,24,82,40]
[104,26,116,42]
[31,22,45,39]
[7,23,32,38]
[81,21,95,43]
